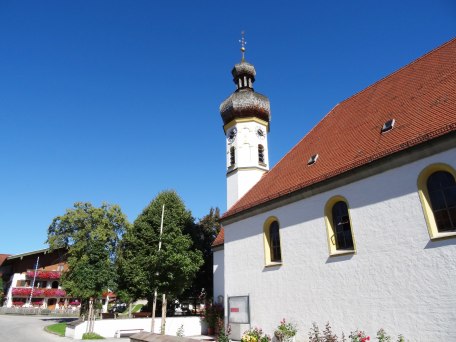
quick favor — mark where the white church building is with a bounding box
[212,38,456,341]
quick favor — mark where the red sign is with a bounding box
[230,308,239,312]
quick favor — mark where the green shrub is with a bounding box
[82,332,104,339]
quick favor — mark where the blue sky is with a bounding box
[1,1,455,255]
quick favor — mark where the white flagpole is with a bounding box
[28,256,39,307]
[151,204,165,333]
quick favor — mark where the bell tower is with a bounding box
[220,33,271,209]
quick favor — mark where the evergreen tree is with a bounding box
[117,191,203,305]
[181,207,221,302]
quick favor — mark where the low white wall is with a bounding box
[66,316,203,339]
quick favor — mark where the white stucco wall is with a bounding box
[225,121,269,169]
[224,148,456,341]
[226,120,269,208]
[227,170,266,210]
[213,248,224,304]
[5,273,25,307]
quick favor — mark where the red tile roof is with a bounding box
[222,38,456,221]
[0,254,11,266]
[212,227,225,247]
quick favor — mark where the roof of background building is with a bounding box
[6,248,50,260]
[221,37,456,223]
[0,254,11,267]
[212,227,225,248]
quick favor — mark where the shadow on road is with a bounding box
[40,317,79,323]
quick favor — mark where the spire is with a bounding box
[232,32,255,91]
[219,34,271,126]
[239,31,246,62]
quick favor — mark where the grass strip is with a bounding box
[45,322,66,336]
[131,304,143,313]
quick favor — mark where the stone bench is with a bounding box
[115,328,144,338]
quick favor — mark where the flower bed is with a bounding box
[44,288,66,297]
[274,319,297,341]
[12,287,66,297]
[12,301,25,306]
[242,327,271,342]
[26,270,61,279]
[12,288,32,296]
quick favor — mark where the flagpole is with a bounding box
[151,204,165,333]
[28,256,39,307]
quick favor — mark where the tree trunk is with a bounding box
[151,293,157,333]
[160,294,167,334]
[86,298,94,333]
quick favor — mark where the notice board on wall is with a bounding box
[228,295,250,324]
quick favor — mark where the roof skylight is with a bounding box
[307,154,319,165]
[381,119,395,133]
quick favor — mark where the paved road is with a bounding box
[0,315,129,342]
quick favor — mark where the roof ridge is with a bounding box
[337,37,456,107]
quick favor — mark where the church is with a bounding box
[212,37,456,341]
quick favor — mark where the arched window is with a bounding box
[427,171,456,232]
[324,196,356,255]
[418,164,456,238]
[332,201,354,250]
[269,221,281,262]
[263,217,282,265]
[230,146,235,166]
[258,145,265,164]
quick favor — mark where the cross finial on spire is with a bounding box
[239,31,247,61]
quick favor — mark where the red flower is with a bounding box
[44,288,66,297]
[26,271,61,279]
[12,288,32,296]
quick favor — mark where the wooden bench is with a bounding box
[101,312,116,319]
[115,328,144,338]
[132,311,151,318]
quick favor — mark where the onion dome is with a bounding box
[220,60,271,126]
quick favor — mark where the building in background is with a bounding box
[214,38,456,340]
[0,248,74,309]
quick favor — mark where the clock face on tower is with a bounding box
[228,127,237,143]
[256,127,265,139]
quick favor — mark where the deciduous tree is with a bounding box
[47,202,129,326]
